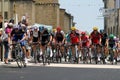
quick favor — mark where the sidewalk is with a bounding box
[1,60,120,69]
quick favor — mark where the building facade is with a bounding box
[103,0,120,37]
[59,9,73,32]
[0,0,73,32]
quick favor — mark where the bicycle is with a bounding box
[31,42,40,63]
[70,44,80,64]
[91,44,99,64]
[108,47,117,64]
[11,42,26,68]
[99,45,106,64]
[81,47,90,64]
[55,44,62,63]
[42,42,52,65]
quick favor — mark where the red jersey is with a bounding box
[70,32,80,44]
[90,32,101,44]
[81,35,89,47]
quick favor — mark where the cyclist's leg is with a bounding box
[41,42,47,64]
[33,44,38,63]
[60,43,66,62]
[20,41,28,65]
[114,48,118,64]
[71,44,75,61]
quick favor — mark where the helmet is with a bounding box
[8,23,13,27]
[81,32,86,35]
[93,26,98,31]
[33,26,38,30]
[71,26,76,31]
[109,34,114,39]
[56,27,61,31]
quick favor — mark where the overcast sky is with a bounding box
[59,0,104,33]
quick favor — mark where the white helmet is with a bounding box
[34,26,38,30]
[8,23,13,27]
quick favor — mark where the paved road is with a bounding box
[0,62,120,80]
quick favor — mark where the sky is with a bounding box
[59,0,104,33]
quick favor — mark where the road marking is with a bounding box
[47,64,120,69]
[1,62,120,69]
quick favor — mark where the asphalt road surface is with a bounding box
[0,63,120,80]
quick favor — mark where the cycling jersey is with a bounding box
[66,33,71,43]
[41,30,50,46]
[55,31,64,42]
[81,35,89,47]
[11,28,26,46]
[108,39,115,48]
[90,32,101,45]
[69,31,80,44]
[101,33,108,46]
[11,29,24,41]
[32,30,40,42]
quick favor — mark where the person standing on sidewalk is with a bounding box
[3,23,13,64]
[0,15,3,61]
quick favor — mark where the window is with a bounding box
[4,11,8,19]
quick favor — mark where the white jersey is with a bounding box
[33,30,39,38]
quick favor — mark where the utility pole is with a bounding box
[2,0,4,30]
[1,0,4,61]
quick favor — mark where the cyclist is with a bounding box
[54,27,65,45]
[107,34,116,64]
[54,27,65,61]
[40,27,53,64]
[100,29,108,46]
[69,26,80,63]
[99,29,108,64]
[4,23,13,64]
[30,26,40,63]
[89,26,101,63]
[11,24,27,65]
[81,32,90,63]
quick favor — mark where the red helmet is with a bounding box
[81,32,86,35]
[56,27,61,31]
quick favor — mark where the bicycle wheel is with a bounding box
[75,45,79,64]
[109,48,114,64]
[16,56,23,68]
[82,48,87,64]
[34,51,37,63]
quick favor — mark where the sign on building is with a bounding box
[99,8,115,17]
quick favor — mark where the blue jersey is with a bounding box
[11,29,25,41]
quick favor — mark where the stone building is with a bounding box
[0,0,73,32]
[103,0,120,37]
[59,9,73,33]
